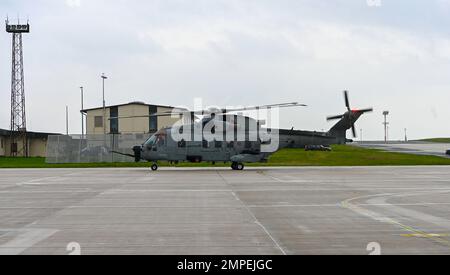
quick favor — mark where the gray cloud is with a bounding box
[0,0,449,140]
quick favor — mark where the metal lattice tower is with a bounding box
[6,19,30,157]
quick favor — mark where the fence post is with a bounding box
[56,136,60,163]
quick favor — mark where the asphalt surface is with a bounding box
[1,167,450,255]
[357,142,450,158]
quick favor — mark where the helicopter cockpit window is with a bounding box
[144,135,157,148]
[154,129,167,146]
[144,129,167,148]
[156,135,166,146]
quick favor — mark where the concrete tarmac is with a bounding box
[357,142,450,158]
[1,167,450,255]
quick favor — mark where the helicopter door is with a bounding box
[153,133,169,160]
[169,139,187,161]
[200,140,224,161]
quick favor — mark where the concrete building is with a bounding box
[0,129,59,157]
[81,102,181,135]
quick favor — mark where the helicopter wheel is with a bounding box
[231,162,244,171]
[151,163,158,171]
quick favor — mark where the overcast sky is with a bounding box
[0,0,449,140]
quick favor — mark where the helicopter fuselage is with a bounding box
[134,115,277,170]
[139,127,273,164]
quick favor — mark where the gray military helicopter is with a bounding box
[112,91,373,171]
[276,91,374,148]
[112,102,307,171]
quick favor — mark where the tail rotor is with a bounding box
[327,91,373,138]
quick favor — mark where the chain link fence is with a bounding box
[45,134,151,163]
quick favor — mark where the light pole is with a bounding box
[101,73,108,144]
[404,128,408,143]
[387,126,390,142]
[360,129,363,144]
[383,111,389,144]
[80,86,84,139]
[66,106,69,136]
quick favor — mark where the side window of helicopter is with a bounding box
[158,136,166,147]
[178,139,186,148]
[202,139,209,148]
[214,140,222,148]
[261,139,272,145]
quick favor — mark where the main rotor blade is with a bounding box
[327,115,344,121]
[108,113,200,120]
[199,102,308,115]
[344,90,351,111]
[354,108,373,113]
[144,102,307,116]
[352,125,357,138]
[108,102,307,121]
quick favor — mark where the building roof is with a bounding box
[0,129,61,139]
[81,101,175,113]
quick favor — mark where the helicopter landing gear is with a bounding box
[231,162,244,171]
[151,163,158,171]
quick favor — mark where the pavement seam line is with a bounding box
[342,192,450,247]
[216,171,287,255]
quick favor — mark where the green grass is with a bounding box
[419,138,450,143]
[1,145,450,168]
[265,145,450,166]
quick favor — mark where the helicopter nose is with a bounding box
[132,146,142,162]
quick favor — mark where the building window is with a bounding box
[149,106,158,132]
[11,143,17,153]
[0,138,3,149]
[94,116,103,128]
[110,107,119,134]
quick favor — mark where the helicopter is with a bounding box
[275,90,373,148]
[112,91,373,171]
[112,102,307,171]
